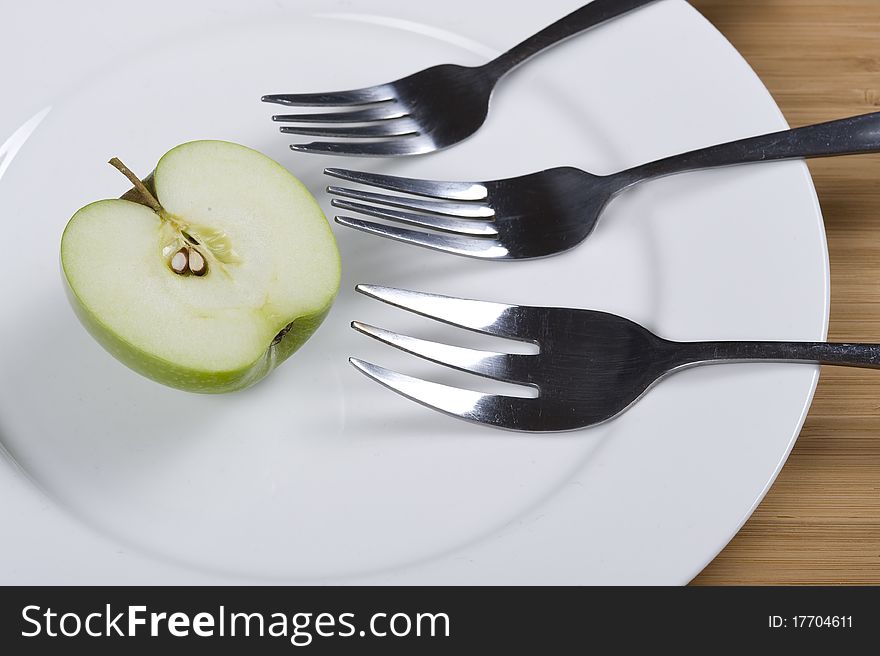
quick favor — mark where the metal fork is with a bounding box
[262,0,661,156]
[328,111,880,258]
[351,285,880,432]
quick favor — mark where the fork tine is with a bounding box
[328,187,493,218]
[352,321,530,383]
[332,200,497,236]
[261,87,394,106]
[272,106,407,123]
[280,121,418,139]
[324,168,487,201]
[291,139,434,157]
[349,358,533,431]
[335,216,508,258]
[354,284,532,340]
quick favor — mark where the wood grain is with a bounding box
[687,0,880,585]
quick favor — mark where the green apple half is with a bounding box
[61,140,340,393]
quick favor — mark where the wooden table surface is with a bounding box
[686,0,880,585]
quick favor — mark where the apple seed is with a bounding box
[170,248,189,275]
[188,248,208,276]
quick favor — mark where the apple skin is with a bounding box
[62,266,335,393]
[61,142,341,393]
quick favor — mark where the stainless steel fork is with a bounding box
[328,111,880,259]
[262,0,661,156]
[351,285,880,432]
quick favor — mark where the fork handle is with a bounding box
[482,0,661,80]
[616,112,880,187]
[675,341,880,369]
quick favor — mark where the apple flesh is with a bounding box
[61,140,340,393]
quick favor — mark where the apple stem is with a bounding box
[108,157,163,214]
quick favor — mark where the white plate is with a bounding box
[0,0,828,584]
